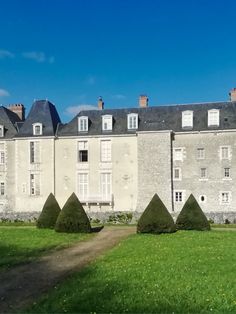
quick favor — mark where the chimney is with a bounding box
[139,95,148,108]
[8,104,25,120]
[229,88,236,102]
[98,96,104,110]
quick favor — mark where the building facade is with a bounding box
[1,91,236,222]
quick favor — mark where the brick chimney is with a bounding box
[98,96,104,110]
[8,104,25,120]
[229,88,236,102]
[139,95,148,108]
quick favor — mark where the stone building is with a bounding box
[1,90,236,223]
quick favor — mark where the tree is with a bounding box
[37,193,61,229]
[176,194,210,231]
[137,194,176,234]
[55,193,91,233]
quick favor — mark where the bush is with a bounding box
[137,194,176,234]
[55,193,91,233]
[107,213,133,224]
[37,193,61,229]
[176,194,210,231]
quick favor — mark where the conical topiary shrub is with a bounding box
[176,194,210,231]
[37,193,61,229]
[55,193,91,233]
[137,194,176,234]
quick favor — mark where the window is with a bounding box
[220,146,230,160]
[200,168,207,179]
[199,195,206,203]
[220,192,231,205]
[175,191,183,202]
[173,168,181,180]
[33,123,43,135]
[224,168,230,178]
[78,116,88,132]
[30,173,40,196]
[0,182,5,196]
[0,125,4,137]
[102,115,113,131]
[208,109,219,127]
[78,141,88,162]
[127,113,138,130]
[0,144,5,164]
[182,111,193,128]
[30,141,40,163]
[101,173,112,201]
[77,173,88,200]
[197,148,205,159]
[101,140,111,162]
[173,148,183,161]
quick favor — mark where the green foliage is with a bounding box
[107,213,133,224]
[176,194,210,231]
[37,193,61,229]
[55,193,91,233]
[137,194,176,234]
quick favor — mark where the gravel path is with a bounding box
[0,226,136,313]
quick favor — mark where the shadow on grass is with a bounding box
[91,226,104,233]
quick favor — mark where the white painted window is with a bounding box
[30,173,40,196]
[30,141,40,163]
[77,173,88,201]
[208,109,219,127]
[0,182,5,196]
[220,191,231,205]
[33,123,43,135]
[173,168,181,180]
[175,191,184,203]
[101,140,111,162]
[200,168,207,179]
[0,125,4,137]
[224,168,230,178]
[78,116,88,132]
[220,146,230,160]
[100,173,112,201]
[182,111,193,128]
[127,113,138,130]
[0,143,5,164]
[78,141,88,162]
[173,148,183,161]
[197,148,205,159]
[102,115,113,131]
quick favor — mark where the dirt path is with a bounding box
[0,226,136,314]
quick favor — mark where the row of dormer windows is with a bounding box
[182,109,220,129]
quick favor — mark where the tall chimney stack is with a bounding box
[98,96,104,110]
[8,104,25,120]
[229,88,236,102]
[139,95,148,108]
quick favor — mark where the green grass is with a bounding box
[0,227,92,269]
[27,230,236,314]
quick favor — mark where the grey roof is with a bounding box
[16,100,61,137]
[58,101,236,136]
[0,107,21,138]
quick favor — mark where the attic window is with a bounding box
[0,125,4,137]
[78,116,88,132]
[182,111,193,129]
[208,109,219,127]
[127,113,138,130]
[102,115,113,131]
[33,123,42,135]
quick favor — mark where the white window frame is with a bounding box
[100,139,112,162]
[78,116,88,132]
[220,191,231,205]
[30,173,40,196]
[102,115,113,131]
[33,123,43,135]
[0,125,4,137]
[29,141,40,164]
[208,109,220,127]
[127,113,138,130]
[0,182,5,196]
[200,167,207,180]
[174,190,185,203]
[223,167,231,179]
[197,148,205,159]
[220,146,231,160]
[77,141,88,163]
[100,172,112,201]
[182,110,193,128]
[173,167,181,181]
[0,143,5,164]
[77,172,89,201]
[173,148,184,161]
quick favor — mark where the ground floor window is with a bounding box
[77,173,88,201]
[0,182,5,195]
[220,191,231,205]
[30,173,40,196]
[175,191,183,203]
[100,173,112,201]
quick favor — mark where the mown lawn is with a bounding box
[0,227,92,269]
[27,230,236,314]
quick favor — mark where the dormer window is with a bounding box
[127,113,138,130]
[0,125,4,137]
[78,116,88,132]
[208,109,219,127]
[33,123,43,135]
[102,115,113,131]
[182,111,193,129]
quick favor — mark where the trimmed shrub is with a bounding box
[55,193,91,233]
[137,194,176,234]
[176,194,210,231]
[37,193,61,229]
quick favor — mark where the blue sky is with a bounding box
[1,0,236,122]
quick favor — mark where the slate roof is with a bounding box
[0,107,21,138]
[16,100,61,137]
[58,101,236,136]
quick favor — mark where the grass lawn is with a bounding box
[0,227,92,269]
[27,230,236,314]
